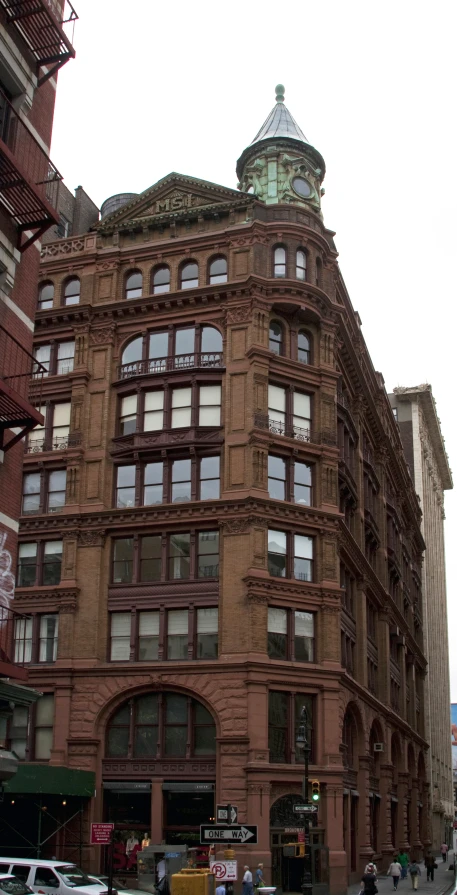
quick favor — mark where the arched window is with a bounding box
[274,247,286,278]
[296,249,307,281]
[209,257,227,284]
[121,336,143,374]
[342,710,357,769]
[315,257,322,287]
[106,692,216,758]
[38,282,54,310]
[298,331,310,364]
[153,265,170,294]
[125,270,142,300]
[63,277,80,306]
[181,262,199,290]
[269,321,283,355]
[201,326,223,361]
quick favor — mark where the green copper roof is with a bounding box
[249,84,310,147]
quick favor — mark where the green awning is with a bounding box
[3,764,95,796]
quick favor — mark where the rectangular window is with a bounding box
[116,465,136,508]
[199,456,220,500]
[42,541,62,585]
[22,473,41,514]
[175,327,195,364]
[268,691,288,763]
[199,385,221,426]
[143,462,163,505]
[47,470,66,512]
[120,395,138,435]
[171,458,192,503]
[268,385,286,428]
[17,543,37,586]
[14,617,32,663]
[39,614,58,662]
[268,691,314,764]
[294,611,314,661]
[198,531,219,578]
[56,341,75,374]
[144,391,164,431]
[197,607,218,658]
[110,613,131,661]
[34,344,51,376]
[268,607,287,658]
[29,406,46,451]
[164,693,187,756]
[293,392,311,435]
[138,611,159,660]
[10,705,28,760]
[172,387,192,428]
[140,535,162,581]
[34,694,54,761]
[52,403,71,448]
[268,530,287,577]
[167,609,189,660]
[169,532,190,579]
[113,538,134,583]
[294,535,313,581]
[268,456,286,500]
[294,462,312,505]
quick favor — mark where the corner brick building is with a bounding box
[7,86,430,893]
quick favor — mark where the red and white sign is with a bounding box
[210,861,238,881]
[91,823,114,845]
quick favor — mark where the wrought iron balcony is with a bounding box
[0,0,78,85]
[25,431,81,453]
[118,352,224,380]
[255,414,312,443]
[0,87,62,250]
[0,604,30,681]
[0,325,45,452]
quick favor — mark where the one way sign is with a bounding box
[200,824,258,844]
[216,804,238,824]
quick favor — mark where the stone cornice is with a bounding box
[13,586,79,613]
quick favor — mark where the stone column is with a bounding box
[325,784,346,891]
[354,582,368,687]
[379,761,394,866]
[357,754,373,869]
[410,777,422,853]
[150,778,163,844]
[246,782,271,879]
[398,770,410,849]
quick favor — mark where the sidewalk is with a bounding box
[348,854,456,895]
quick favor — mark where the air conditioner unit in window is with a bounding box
[374,743,384,752]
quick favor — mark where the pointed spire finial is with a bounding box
[275,84,285,103]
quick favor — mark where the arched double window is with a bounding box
[120,325,223,376]
[63,277,80,306]
[181,262,199,290]
[296,249,307,281]
[125,270,142,300]
[273,246,286,278]
[153,265,170,294]
[209,256,227,284]
[298,331,311,364]
[106,691,216,758]
[38,281,54,310]
[269,321,283,355]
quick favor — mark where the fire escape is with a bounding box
[0,0,78,85]
[0,324,45,453]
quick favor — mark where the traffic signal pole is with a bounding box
[300,711,313,895]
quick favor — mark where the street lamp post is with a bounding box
[296,706,313,895]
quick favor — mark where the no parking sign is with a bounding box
[210,861,238,881]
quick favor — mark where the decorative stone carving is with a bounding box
[226,305,251,324]
[89,324,116,345]
[79,530,106,547]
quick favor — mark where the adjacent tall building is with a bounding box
[4,86,431,893]
[389,385,453,850]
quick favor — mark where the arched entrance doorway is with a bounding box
[270,795,328,895]
[342,704,363,878]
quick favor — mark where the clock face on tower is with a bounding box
[292,176,312,198]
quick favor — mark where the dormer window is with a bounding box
[181,262,199,290]
[274,247,286,278]
[125,271,142,300]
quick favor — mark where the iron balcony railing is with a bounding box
[0,604,30,680]
[0,0,78,85]
[0,87,62,249]
[26,431,81,453]
[118,352,224,380]
[0,325,45,452]
[255,414,312,443]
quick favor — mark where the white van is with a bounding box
[0,861,111,895]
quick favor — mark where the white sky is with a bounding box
[52,1,457,693]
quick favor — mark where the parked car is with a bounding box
[0,861,112,895]
[0,876,34,895]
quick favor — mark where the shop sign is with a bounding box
[91,823,114,845]
[210,861,238,881]
[163,782,214,792]
[284,828,305,834]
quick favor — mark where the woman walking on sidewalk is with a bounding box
[360,863,377,894]
[387,858,402,890]
[408,860,421,891]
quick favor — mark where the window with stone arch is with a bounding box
[297,330,311,364]
[152,265,170,294]
[38,281,54,310]
[269,319,284,355]
[208,256,227,285]
[125,270,143,300]
[342,706,359,769]
[63,277,80,306]
[105,691,216,758]
[296,248,307,281]
[273,245,287,278]
[180,261,199,290]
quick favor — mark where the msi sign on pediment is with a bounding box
[138,190,209,217]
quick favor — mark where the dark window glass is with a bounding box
[141,535,162,581]
[42,541,62,585]
[64,277,80,306]
[194,702,216,754]
[116,466,136,509]
[113,538,134,583]
[17,543,37,586]
[11,868,31,884]
[164,693,187,755]
[143,462,164,505]
[268,529,287,577]
[172,459,192,503]
[169,533,190,579]
[294,694,314,763]
[268,456,285,500]
[269,321,283,354]
[268,607,287,658]
[38,282,54,309]
[200,456,220,500]
[294,462,312,506]
[298,331,310,363]
[268,691,288,762]
[209,257,227,284]
[153,266,170,294]
[126,271,142,299]
[296,249,307,280]
[274,247,286,278]
[198,531,219,578]
[181,262,198,289]
[107,703,130,756]
[134,694,158,756]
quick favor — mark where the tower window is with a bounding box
[274,247,286,278]
[296,250,307,281]
[125,271,142,300]
[209,257,227,284]
[269,321,283,355]
[153,266,170,294]
[298,330,311,364]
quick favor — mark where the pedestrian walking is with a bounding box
[424,852,437,881]
[364,862,377,874]
[242,866,254,895]
[398,850,409,880]
[360,863,377,894]
[387,858,402,890]
[254,864,265,892]
[441,842,449,862]
[216,886,226,895]
[408,860,421,891]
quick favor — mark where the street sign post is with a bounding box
[90,823,114,845]
[210,861,238,881]
[200,824,258,844]
[293,804,318,813]
[216,804,238,824]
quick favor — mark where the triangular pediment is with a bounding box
[97,173,251,230]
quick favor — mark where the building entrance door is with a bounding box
[103,785,151,874]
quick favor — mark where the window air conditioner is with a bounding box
[374,743,384,752]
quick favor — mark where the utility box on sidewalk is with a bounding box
[172,867,215,895]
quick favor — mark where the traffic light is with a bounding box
[295,844,305,857]
[311,779,320,802]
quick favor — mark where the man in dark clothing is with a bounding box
[424,852,436,881]
[361,863,377,893]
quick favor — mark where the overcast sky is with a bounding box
[52,1,457,694]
